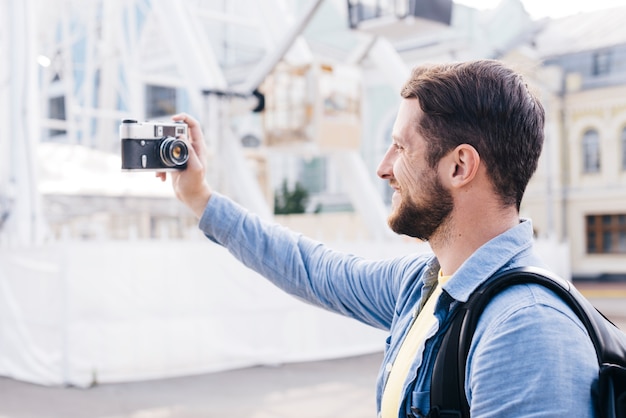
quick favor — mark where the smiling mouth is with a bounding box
[390,185,401,204]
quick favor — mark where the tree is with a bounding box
[274,179,309,214]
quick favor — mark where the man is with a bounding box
[158,60,597,417]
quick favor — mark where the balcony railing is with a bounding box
[346,0,452,29]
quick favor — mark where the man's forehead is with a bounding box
[400,98,423,120]
[391,99,426,146]
[394,99,422,130]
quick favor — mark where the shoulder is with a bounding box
[474,282,594,353]
[479,282,587,333]
[466,283,597,416]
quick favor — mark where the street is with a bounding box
[0,281,624,418]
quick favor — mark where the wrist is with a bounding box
[181,184,212,219]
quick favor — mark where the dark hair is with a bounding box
[400,60,545,210]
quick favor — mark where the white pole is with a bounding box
[151,0,228,113]
[3,0,44,246]
[95,0,122,152]
[233,0,323,95]
[333,151,394,241]
[0,0,11,241]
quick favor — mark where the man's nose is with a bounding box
[377,146,395,179]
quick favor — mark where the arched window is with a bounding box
[582,129,600,173]
[621,127,626,171]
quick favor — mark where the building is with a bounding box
[524,6,626,279]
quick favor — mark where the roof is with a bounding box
[534,6,626,58]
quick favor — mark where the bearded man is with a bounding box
[158,60,597,417]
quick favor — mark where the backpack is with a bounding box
[427,266,626,418]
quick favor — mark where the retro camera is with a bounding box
[120,119,189,171]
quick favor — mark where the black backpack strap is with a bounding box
[428,301,469,418]
[428,266,626,418]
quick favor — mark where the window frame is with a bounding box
[621,127,626,171]
[582,128,601,174]
[145,84,177,118]
[586,214,626,254]
[592,50,612,76]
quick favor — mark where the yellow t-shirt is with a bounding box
[380,272,451,418]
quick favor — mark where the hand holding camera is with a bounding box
[120,115,213,218]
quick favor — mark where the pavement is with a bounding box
[0,353,383,418]
[0,282,625,418]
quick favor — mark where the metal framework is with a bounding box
[0,0,44,246]
[0,0,426,246]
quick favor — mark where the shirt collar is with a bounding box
[441,219,539,303]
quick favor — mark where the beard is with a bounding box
[387,172,454,241]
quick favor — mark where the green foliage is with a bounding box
[274,180,309,214]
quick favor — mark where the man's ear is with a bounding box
[449,144,480,188]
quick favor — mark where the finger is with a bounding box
[155,172,167,182]
[172,113,202,143]
[182,136,204,173]
[172,113,208,162]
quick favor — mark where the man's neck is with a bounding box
[429,206,520,276]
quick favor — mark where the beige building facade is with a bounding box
[524,81,626,279]
[561,85,626,279]
[521,8,626,279]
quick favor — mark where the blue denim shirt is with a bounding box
[200,193,598,417]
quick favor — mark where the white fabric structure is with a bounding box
[0,239,429,387]
[0,234,569,387]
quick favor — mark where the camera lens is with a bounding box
[159,137,189,167]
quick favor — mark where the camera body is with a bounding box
[120,119,189,171]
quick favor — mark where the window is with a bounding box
[586,214,626,254]
[49,96,66,120]
[622,127,626,171]
[582,129,600,173]
[48,96,66,137]
[300,157,327,194]
[145,85,177,118]
[346,0,452,27]
[592,50,612,76]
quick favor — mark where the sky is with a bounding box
[455,0,626,19]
